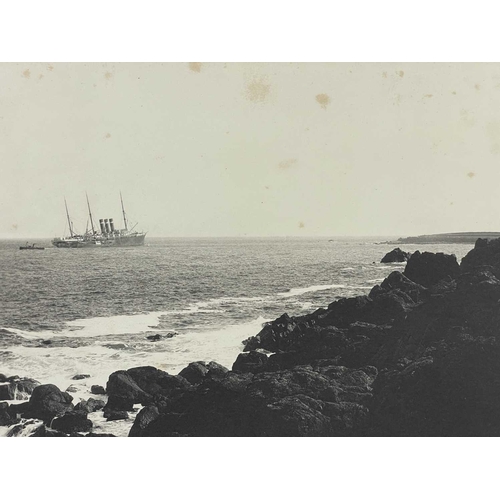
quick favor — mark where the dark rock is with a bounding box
[129,406,160,436]
[232,351,268,373]
[31,426,68,437]
[206,361,229,380]
[178,362,209,384]
[381,248,410,263]
[20,384,74,424]
[6,419,45,437]
[90,385,106,395]
[51,411,93,434]
[0,377,40,400]
[72,374,90,380]
[104,366,190,413]
[146,334,162,341]
[461,238,500,278]
[0,402,18,426]
[65,385,79,393]
[85,432,116,437]
[404,251,460,287]
[74,397,105,414]
[369,271,427,304]
[105,371,152,409]
[104,409,129,421]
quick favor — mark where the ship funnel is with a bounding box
[109,218,115,232]
[99,219,106,234]
[104,219,111,233]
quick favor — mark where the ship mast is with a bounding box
[120,191,128,231]
[86,192,96,236]
[64,197,74,237]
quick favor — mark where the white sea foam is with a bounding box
[0,316,270,407]
[278,284,345,298]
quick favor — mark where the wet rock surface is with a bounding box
[381,247,410,263]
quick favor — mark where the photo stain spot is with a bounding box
[382,72,387,78]
[47,65,54,71]
[22,69,30,79]
[397,70,404,78]
[12,224,18,230]
[189,62,202,73]
[424,94,433,98]
[245,79,271,103]
[38,74,44,80]
[298,221,305,229]
[279,159,297,169]
[105,133,111,139]
[315,93,330,109]
[104,72,113,80]
[475,84,481,90]
[467,172,475,178]
[452,91,457,95]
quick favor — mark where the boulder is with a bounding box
[0,401,18,426]
[71,374,90,380]
[206,361,229,380]
[20,384,74,423]
[90,385,106,395]
[404,251,460,287]
[178,361,209,384]
[51,411,93,434]
[129,406,160,436]
[232,351,268,374]
[105,371,152,410]
[146,334,162,341]
[103,409,129,421]
[381,248,410,263]
[74,398,105,414]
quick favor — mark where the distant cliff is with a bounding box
[387,232,500,244]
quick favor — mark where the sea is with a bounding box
[0,237,474,436]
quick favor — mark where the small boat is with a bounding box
[20,242,45,250]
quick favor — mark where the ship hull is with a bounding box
[52,233,146,248]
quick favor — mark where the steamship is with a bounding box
[52,194,146,248]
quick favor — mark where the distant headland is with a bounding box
[383,232,500,244]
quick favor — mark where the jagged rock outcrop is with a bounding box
[461,237,500,277]
[403,251,460,287]
[132,364,376,437]
[381,248,410,263]
[127,242,500,436]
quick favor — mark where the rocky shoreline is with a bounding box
[3,238,500,436]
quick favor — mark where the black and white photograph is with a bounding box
[1,3,498,496]
[3,59,500,439]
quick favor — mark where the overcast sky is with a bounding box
[1,62,500,238]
